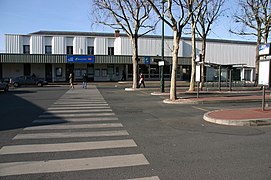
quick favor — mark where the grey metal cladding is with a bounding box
[0,54,192,65]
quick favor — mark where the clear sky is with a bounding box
[0,0,254,52]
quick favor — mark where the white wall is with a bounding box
[94,37,107,55]
[5,35,22,53]
[183,39,256,67]
[52,36,66,54]
[30,36,44,54]
[74,37,87,54]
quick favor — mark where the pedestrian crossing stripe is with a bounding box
[0,154,149,177]
[13,130,129,140]
[0,139,136,155]
[32,117,119,123]
[24,123,123,130]
[39,112,115,118]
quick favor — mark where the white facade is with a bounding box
[5,32,256,68]
[2,31,258,82]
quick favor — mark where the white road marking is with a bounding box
[53,101,107,105]
[32,117,119,123]
[0,139,136,155]
[13,130,129,139]
[0,154,149,176]
[51,104,109,107]
[24,123,123,130]
[44,109,112,114]
[39,112,115,118]
[48,106,110,110]
[126,176,160,180]
[192,106,210,112]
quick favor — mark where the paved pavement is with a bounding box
[160,91,271,126]
[147,87,271,126]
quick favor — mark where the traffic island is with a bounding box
[203,108,271,126]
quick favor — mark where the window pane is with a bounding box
[67,46,73,54]
[23,45,30,54]
[108,47,114,55]
[88,46,94,55]
[45,46,52,54]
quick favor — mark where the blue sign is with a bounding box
[67,55,95,63]
[144,56,150,64]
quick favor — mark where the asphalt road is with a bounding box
[0,85,271,180]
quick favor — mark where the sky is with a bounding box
[0,0,255,52]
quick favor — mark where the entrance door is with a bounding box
[24,63,31,76]
[45,64,52,82]
[87,64,94,82]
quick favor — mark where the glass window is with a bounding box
[95,69,100,77]
[67,46,73,54]
[102,69,107,77]
[87,46,94,55]
[56,67,62,77]
[23,45,30,54]
[108,47,114,55]
[45,46,52,54]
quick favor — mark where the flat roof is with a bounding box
[29,30,256,45]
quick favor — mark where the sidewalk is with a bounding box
[161,92,271,126]
[123,83,271,126]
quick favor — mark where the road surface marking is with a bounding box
[126,176,160,180]
[32,117,119,123]
[44,109,112,114]
[0,154,149,177]
[39,112,115,118]
[13,130,129,139]
[24,123,123,130]
[192,106,209,112]
[0,139,136,155]
[48,106,110,110]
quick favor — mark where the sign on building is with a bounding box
[67,55,95,63]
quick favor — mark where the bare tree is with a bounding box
[91,0,158,89]
[230,0,271,84]
[196,0,226,90]
[148,0,193,100]
[188,0,204,92]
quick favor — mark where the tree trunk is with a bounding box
[169,30,180,100]
[200,37,206,90]
[254,29,261,86]
[131,37,138,89]
[189,21,196,91]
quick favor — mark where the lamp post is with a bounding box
[160,0,165,93]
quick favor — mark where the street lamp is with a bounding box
[160,0,166,93]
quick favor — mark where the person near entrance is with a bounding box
[121,70,126,81]
[69,72,74,88]
[138,73,145,88]
[82,73,88,89]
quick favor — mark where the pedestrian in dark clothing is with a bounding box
[82,73,87,88]
[121,70,126,81]
[138,73,145,88]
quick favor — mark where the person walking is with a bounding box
[82,73,88,88]
[69,72,74,88]
[121,70,126,81]
[138,73,145,88]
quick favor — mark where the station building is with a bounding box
[0,30,256,83]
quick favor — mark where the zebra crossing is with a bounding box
[0,85,159,179]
